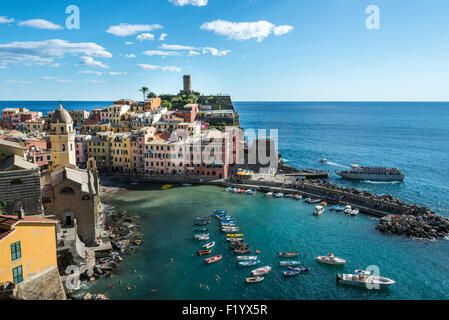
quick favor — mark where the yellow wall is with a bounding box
[0,223,57,284]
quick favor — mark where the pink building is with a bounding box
[100,108,109,122]
[176,104,199,123]
[75,134,92,168]
[90,108,103,121]
[130,127,156,174]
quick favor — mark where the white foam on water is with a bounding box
[326,161,349,168]
[362,180,402,184]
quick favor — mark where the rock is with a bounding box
[85,269,94,278]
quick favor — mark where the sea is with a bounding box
[2,101,448,300]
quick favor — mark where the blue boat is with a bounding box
[220,219,236,224]
[283,270,300,277]
[287,266,310,273]
[238,260,261,267]
[331,205,346,212]
[194,227,208,232]
[213,210,227,214]
[279,260,301,266]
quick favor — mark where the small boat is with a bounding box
[330,205,346,212]
[196,216,210,221]
[222,228,239,232]
[245,189,257,195]
[336,271,395,289]
[203,241,215,249]
[234,248,251,254]
[313,205,325,216]
[212,209,227,214]
[246,277,264,283]
[238,260,260,267]
[194,227,208,232]
[350,208,360,216]
[251,266,272,276]
[204,255,222,264]
[130,182,138,185]
[197,236,209,241]
[278,252,299,258]
[284,194,293,198]
[344,205,352,214]
[194,233,209,239]
[183,184,193,187]
[274,192,284,198]
[221,223,236,227]
[227,237,244,242]
[220,219,236,224]
[288,266,310,273]
[319,158,328,164]
[197,250,211,256]
[321,201,327,206]
[225,187,233,192]
[266,192,274,197]
[226,233,244,238]
[315,253,346,265]
[279,260,301,267]
[236,256,258,261]
[283,270,300,277]
[309,198,321,204]
[161,184,173,190]
[293,194,302,200]
[195,221,209,226]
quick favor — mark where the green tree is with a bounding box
[146,91,157,99]
[139,87,149,101]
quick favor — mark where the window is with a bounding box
[11,242,21,261]
[12,266,23,284]
[60,186,76,195]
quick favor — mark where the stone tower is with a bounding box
[49,103,76,170]
[182,75,192,94]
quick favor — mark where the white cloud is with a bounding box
[136,33,155,41]
[77,70,103,76]
[106,23,162,37]
[78,56,109,69]
[159,44,197,50]
[137,64,181,72]
[0,39,112,69]
[40,76,59,80]
[50,63,60,68]
[202,47,230,56]
[6,80,32,84]
[84,80,107,84]
[18,19,63,30]
[188,50,201,56]
[169,0,208,6]
[142,50,181,57]
[159,33,167,41]
[162,66,181,72]
[109,72,127,76]
[200,20,294,42]
[125,41,134,45]
[0,16,14,24]
[124,54,136,58]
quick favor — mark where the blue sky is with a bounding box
[1,0,449,101]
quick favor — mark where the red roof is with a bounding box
[0,215,58,228]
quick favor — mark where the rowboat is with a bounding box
[237,260,260,267]
[279,260,301,267]
[161,184,173,190]
[203,241,215,249]
[278,252,299,258]
[194,233,209,239]
[288,266,310,273]
[222,227,239,232]
[194,227,208,232]
[336,271,395,289]
[204,255,222,264]
[194,221,209,226]
[197,250,211,256]
[226,234,244,238]
[251,266,271,276]
[236,256,258,261]
[220,220,236,224]
[283,270,300,277]
[227,237,244,242]
[246,277,264,283]
[221,223,236,227]
[315,253,346,265]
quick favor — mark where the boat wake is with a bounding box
[326,161,349,169]
[281,158,289,162]
[361,180,403,184]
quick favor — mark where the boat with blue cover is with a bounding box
[279,260,301,266]
[283,270,301,277]
[288,266,310,273]
[331,205,346,212]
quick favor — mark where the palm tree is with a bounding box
[139,87,149,101]
[146,91,157,99]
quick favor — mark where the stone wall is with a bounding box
[15,267,66,300]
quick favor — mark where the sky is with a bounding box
[1,0,449,101]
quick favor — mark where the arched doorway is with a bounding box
[63,211,74,227]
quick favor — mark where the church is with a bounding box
[41,104,100,246]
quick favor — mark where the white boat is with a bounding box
[274,192,284,198]
[203,241,215,249]
[319,158,328,164]
[225,187,233,192]
[336,163,405,182]
[222,227,239,232]
[197,236,209,241]
[293,194,303,200]
[313,205,325,216]
[251,266,272,276]
[266,192,274,197]
[246,277,264,283]
[236,256,258,261]
[284,194,293,198]
[194,233,209,239]
[315,253,347,265]
[337,271,395,289]
[344,205,352,214]
[350,208,360,216]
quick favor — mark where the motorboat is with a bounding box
[266,192,274,197]
[197,236,210,241]
[204,255,222,264]
[225,187,233,192]
[236,256,258,261]
[309,198,321,204]
[319,158,328,164]
[350,208,360,216]
[274,192,284,198]
[238,260,260,267]
[284,194,293,198]
[279,260,301,267]
[336,271,395,289]
[251,266,272,276]
[222,228,240,233]
[344,205,352,214]
[287,266,310,273]
[195,221,209,226]
[278,252,299,258]
[330,205,346,212]
[313,205,325,216]
[203,241,215,249]
[283,270,300,277]
[161,184,173,190]
[212,209,227,215]
[293,194,303,200]
[227,237,245,242]
[221,223,236,227]
[194,227,208,232]
[245,277,264,283]
[245,189,257,195]
[320,201,327,206]
[315,253,346,265]
[194,233,209,239]
[226,233,244,238]
[197,250,211,256]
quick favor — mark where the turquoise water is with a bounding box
[4,101,448,299]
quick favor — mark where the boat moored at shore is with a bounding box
[316,253,346,265]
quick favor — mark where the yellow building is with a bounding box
[110,133,132,172]
[0,214,58,286]
[86,131,113,169]
[25,119,45,133]
[107,104,130,126]
[49,104,76,170]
